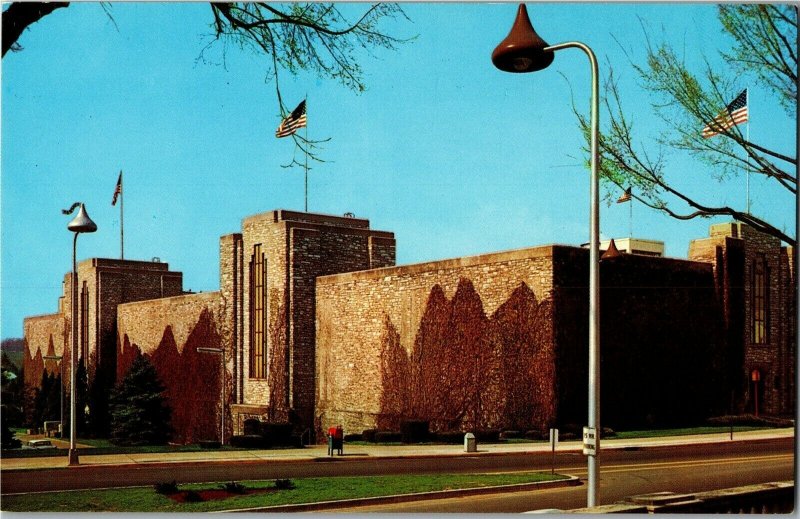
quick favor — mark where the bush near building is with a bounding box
[109,356,172,446]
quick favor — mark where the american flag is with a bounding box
[112,171,122,206]
[616,187,632,203]
[702,89,748,138]
[275,100,307,138]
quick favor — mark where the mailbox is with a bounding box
[328,425,344,455]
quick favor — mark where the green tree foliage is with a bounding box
[1,351,23,448]
[109,356,172,446]
[576,5,796,245]
[31,371,61,428]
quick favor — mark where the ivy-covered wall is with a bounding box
[117,293,226,444]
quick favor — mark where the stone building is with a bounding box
[23,258,184,432]
[22,210,795,443]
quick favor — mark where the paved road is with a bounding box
[324,442,794,512]
[1,436,792,498]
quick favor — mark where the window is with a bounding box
[81,281,89,366]
[249,244,268,378]
[752,255,768,345]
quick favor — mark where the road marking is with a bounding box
[487,453,793,477]
[561,453,794,476]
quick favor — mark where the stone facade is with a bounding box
[117,292,223,443]
[315,244,730,437]
[689,223,796,415]
[22,212,795,444]
[223,210,396,433]
[23,259,183,431]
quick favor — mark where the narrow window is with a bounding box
[81,281,89,366]
[752,255,768,344]
[249,244,268,378]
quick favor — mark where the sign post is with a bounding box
[583,426,597,456]
[549,428,559,474]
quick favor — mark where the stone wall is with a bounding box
[238,209,396,430]
[690,223,795,416]
[23,313,68,392]
[315,246,557,438]
[552,247,727,429]
[117,291,224,443]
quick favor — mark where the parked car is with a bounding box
[23,439,57,450]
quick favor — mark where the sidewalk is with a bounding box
[1,427,793,472]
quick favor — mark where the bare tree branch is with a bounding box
[2,2,69,57]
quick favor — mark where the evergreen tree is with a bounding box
[109,356,172,446]
[1,405,21,449]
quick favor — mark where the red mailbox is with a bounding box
[327,425,344,455]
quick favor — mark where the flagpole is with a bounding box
[304,97,309,213]
[746,91,750,214]
[629,195,632,238]
[120,170,124,260]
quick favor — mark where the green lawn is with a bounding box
[1,472,567,512]
[611,425,766,439]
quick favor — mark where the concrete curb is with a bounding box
[217,475,582,513]
[1,432,794,473]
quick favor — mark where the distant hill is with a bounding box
[1,338,23,353]
[1,338,24,371]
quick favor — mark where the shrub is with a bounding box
[275,478,295,490]
[433,431,465,444]
[243,419,261,435]
[154,481,179,495]
[109,356,171,446]
[344,433,362,442]
[474,429,500,442]
[499,430,523,440]
[400,420,429,443]
[220,481,247,494]
[362,429,378,442]
[262,422,294,446]
[524,430,546,440]
[230,434,269,448]
[199,440,221,449]
[374,431,402,443]
[184,490,204,502]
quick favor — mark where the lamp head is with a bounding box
[491,4,554,73]
[67,203,97,234]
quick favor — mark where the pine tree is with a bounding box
[109,356,172,446]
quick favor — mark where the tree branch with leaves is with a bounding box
[3,2,411,166]
[575,4,796,246]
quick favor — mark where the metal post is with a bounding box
[221,348,225,446]
[43,355,64,439]
[69,234,79,465]
[544,41,601,507]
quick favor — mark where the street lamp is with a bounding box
[198,347,226,445]
[63,202,97,466]
[43,355,63,439]
[492,4,602,507]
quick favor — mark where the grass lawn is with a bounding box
[612,425,767,439]
[1,472,566,512]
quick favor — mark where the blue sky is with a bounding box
[2,2,796,339]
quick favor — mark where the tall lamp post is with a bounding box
[63,202,97,466]
[198,347,226,445]
[42,355,63,439]
[492,4,601,507]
